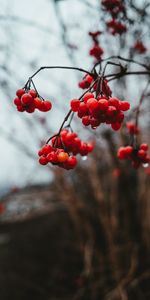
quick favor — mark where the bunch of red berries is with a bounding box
[102,0,125,17]
[51,129,94,156]
[38,144,77,170]
[38,130,94,169]
[70,93,130,130]
[106,19,127,35]
[133,41,147,54]
[117,143,150,168]
[14,89,52,113]
[126,122,140,135]
[89,45,104,61]
[88,31,104,61]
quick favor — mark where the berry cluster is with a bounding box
[117,143,150,168]
[133,41,147,54]
[38,130,94,169]
[126,122,140,135]
[89,31,104,61]
[14,89,52,113]
[102,0,125,17]
[70,93,130,130]
[106,19,127,35]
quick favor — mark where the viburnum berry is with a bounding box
[133,41,147,54]
[117,143,150,168]
[70,99,80,112]
[78,74,94,89]
[39,155,48,165]
[140,143,148,151]
[126,122,140,135]
[119,101,130,111]
[13,88,52,114]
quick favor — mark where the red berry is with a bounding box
[82,116,90,126]
[117,147,127,159]
[138,149,146,159]
[39,156,48,165]
[66,156,77,168]
[140,143,148,151]
[14,97,22,106]
[47,151,58,163]
[98,99,109,111]
[125,146,133,155]
[21,93,34,105]
[34,97,42,109]
[16,89,25,98]
[83,92,94,103]
[109,97,119,108]
[78,102,88,115]
[70,99,80,112]
[106,106,117,117]
[85,74,93,84]
[26,105,35,113]
[42,100,52,112]
[17,105,25,112]
[57,152,69,163]
[111,122,122,131]
[29,89,37,98]
[119,101,130,111]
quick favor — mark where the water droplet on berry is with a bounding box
[143,163,149,168]
[92,126,97,130]
[82,156,87,161]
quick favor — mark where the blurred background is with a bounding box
[0,0,150,299]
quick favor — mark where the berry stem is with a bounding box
[27,66,93,81]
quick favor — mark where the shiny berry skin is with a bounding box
[106,106,117,117]
[17,105,25,112]
[39,156,48,165]
[14,97,22,106]
[119,101,130,111]
[98,99,109,111]
[126,122,139,135]
[42,101,52,112]
[111,122,121,131]
[29,89,37,98]
[21,93,34,105]
[87,98,99,113]
[57,152,69,163]
[47,151,58,163]
[140,143,148,151]
[26,105,35,113]
[138,149,146,159]
[66,156,77,168]
[34,97,42,109]
[109,97,119,109]
[83,92,94,103]
[70,99,80,112]
[16,89,25,98]
[82,116,90,126]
